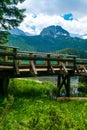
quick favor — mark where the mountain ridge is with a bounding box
[10,25,86,39]
[7,25,87,56]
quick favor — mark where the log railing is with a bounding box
[0,45,87,77]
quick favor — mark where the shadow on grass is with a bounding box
[8,87,50,98]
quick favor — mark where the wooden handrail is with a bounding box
[0,45,87,76]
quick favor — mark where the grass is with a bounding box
[0,78,87,130]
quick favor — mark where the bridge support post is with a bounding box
[0,77,9,97]
[57,74,70,97]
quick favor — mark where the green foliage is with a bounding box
[55,48,87,59]
[78,82,87,97]
[9,79,54,98]
[0,79,87,129]
[7,34,87,54]
[0,31,10,44]
[0,0,25,44]
[8,35,36,51]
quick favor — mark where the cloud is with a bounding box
[18,0,87,35]
[19,13,87,35]
[19,0,87,17]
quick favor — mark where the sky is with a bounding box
[18,0,87,37]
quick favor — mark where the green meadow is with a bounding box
[0,79,87,130]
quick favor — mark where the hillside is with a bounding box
[54,48,87,59]
[7,25,87,53]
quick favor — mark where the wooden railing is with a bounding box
[0,45,87,77]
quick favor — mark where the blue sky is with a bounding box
[18,0,87,38]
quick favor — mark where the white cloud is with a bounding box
[18,0,87,35]
[82,35,87,39]
[19,0,87,17]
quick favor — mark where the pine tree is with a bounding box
[0,0,25,44]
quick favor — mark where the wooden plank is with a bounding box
[13,48,20,75]
[0,66,13,69]
[83,65,87,73]
[50,65,55,73]
[14,62,20,75]
[31,61,37,75]
[61,62,68,73]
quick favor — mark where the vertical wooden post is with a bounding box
[13,48,19,75]
[29,53,33,65]
[57,75,62,96]
[4,56,8,62]
[57,75,61,87]
[73,57,76,71]
[34,54,36,65]
[17,54,21,65]
[46,54,51,72]
[58,55,63,65]
[0,77,9,97]
[29,53,37,75]
[65,75,70,97]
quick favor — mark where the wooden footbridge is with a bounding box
[0,45,87,96]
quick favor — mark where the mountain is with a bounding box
[7,25,87,55]
[70,33,87,39]
[40,25,70,38]
[10,28,32,36]
[70,33,82,38]
[10,28,26,36]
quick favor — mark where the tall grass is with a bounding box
[8,78,55,98]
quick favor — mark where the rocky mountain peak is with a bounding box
[40,25,70,38]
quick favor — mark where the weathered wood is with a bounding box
[13,48,20,75]
[61,62,68,73]
[82,65,87,73]
[65,75,70,97]
[0,77,9,96]
[50,65,55,73]
[30,61,37,75]
[57,75,70,97]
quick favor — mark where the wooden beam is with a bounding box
[57,75,70,97]
[61,62,68,73]
[0,77,9,96]
[31,61,37,75]
[82,65,87,73]
[13,48,20,75]
[50,65,55,73]
[65,75,70,97]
